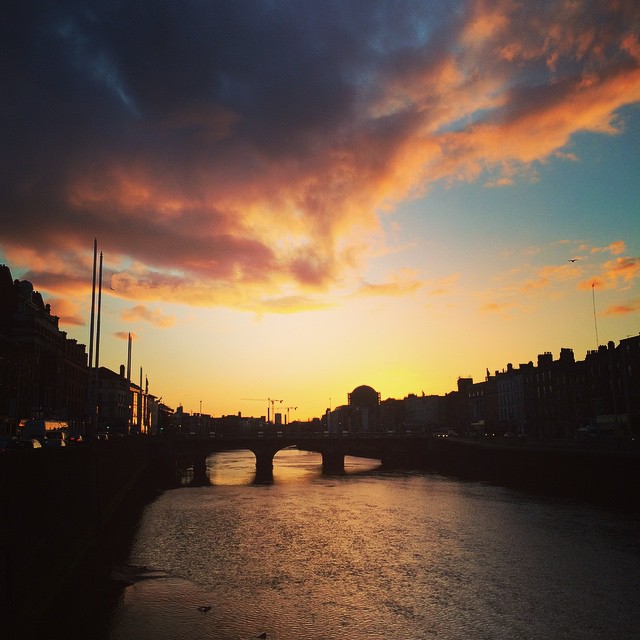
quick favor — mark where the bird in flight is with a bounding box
[568,258,578,262]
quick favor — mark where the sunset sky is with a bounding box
[2,1,639,421]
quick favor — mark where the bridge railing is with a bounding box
[175,429,429,441]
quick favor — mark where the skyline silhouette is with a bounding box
[2,261,637,434]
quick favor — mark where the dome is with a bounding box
[348,385,380,407]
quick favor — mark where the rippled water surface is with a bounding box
[105,449,640,640]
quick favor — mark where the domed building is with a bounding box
[348,385,380,408]
[325,385,383,433]
[346,384,382,432]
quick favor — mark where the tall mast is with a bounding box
[592,282,600,349]
[127,333,132,434]
[87,238,97,435]
[92,251,103,435]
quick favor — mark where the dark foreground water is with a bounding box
[102,448,640,640]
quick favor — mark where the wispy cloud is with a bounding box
[121,305,176,328]
[604,299,640,316]
[480,300,517,316]
[579,256,640,290]
[114,331,137,341]
[591,241,627,255]
[521,263,579,293]
[358,268,423,297]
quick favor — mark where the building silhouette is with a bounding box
[319,336,639,441]
[0,265,88,435]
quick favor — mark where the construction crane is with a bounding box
[241,397,283,423]
[284,406,298,424]
[268,398,283,424]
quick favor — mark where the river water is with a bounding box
[102,448,640,640]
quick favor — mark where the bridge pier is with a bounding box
[254,452,274,482]
[321,451,345,474]
[191,454,209,486]
[251,445,281,482]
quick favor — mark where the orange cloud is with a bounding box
[604,300,640,316]
[358,269,423,297]
[578,256,640,291]
[603,257,640,282]
[591,241,626,255]
[47,298,85,327]
[578,276,605,291]
[121,305,176,328]
[480,300,516,315]
[521,263,578,292]
[114,332,137,341]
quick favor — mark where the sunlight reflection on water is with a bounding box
[105,449,640,640]
[206,448,381,485]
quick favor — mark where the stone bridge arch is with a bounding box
[177,438,354,484]
[171,432,430,485]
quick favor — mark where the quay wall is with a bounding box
[281,433,639,509]
[0,438,171,640]
[423,438,639,508]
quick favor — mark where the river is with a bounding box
[101,448,640,640]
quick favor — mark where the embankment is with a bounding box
[425,437,639,509]
[0,437,172,639]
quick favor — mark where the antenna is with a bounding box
[592,282,599,349]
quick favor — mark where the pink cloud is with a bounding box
[114,332,137,341]
[121,305,176,328]
[47,297,86,327]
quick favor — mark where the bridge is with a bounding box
[171,430,430,482]
[169,429,640,494]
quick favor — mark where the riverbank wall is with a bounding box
[423,437,639,509]
[0,438,172,640]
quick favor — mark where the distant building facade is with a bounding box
[95,364,159,435]
[452,339,640,440]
